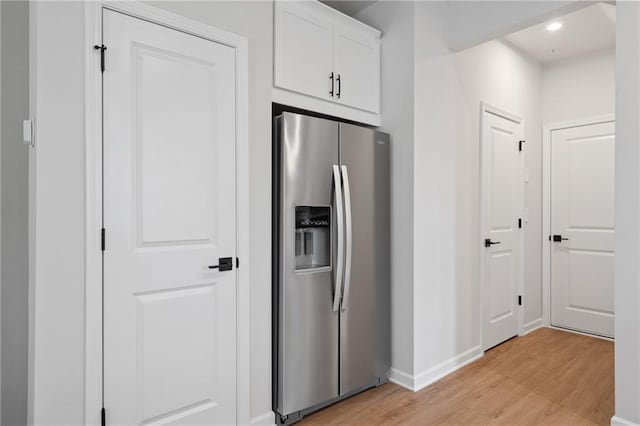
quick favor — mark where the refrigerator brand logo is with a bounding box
[377,140,386,145]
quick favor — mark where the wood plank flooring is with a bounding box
[301,327,613,425]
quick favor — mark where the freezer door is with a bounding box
[339,124,391,395]
[276,113,341,415]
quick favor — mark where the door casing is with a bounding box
[83,2,251,425]
[542,114,616,334]
[479,102,525,351]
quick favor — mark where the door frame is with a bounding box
[84,2,250,424]
[479,102,525,351]
[542,114,615,329]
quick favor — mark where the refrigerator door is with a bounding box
[339,123,391,395]
[276,113,341,416]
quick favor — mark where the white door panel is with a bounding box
[103,9,237,424]
[489,250,515,323]
[333,26,380,113]
[551,121,615,337]
[481,109,523,351]
[274,2,333,100]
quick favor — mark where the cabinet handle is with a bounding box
[336,74,341,98]
[329,72,334,97]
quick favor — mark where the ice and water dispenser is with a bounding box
[295,206,330,271]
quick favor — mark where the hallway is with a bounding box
[302,328,614,425]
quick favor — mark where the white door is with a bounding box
[481,107,524,351]
[274,1,334,101]
[550,121,615,338]
[103,10,237,425]
[333,26,380,113]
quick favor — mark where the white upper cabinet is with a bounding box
[274,2,334,101]
[333,25,380,113]
[274,1,381,123]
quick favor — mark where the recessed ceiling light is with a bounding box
[546,21,563,32]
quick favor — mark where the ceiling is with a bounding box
[504,2,616,64]
[320,0,377,17]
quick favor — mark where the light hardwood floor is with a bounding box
[301,327,614,425]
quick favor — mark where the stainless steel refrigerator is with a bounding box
[272,112,391,424]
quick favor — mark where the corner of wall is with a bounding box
[612,416,640,426]
[615,1,640,423]
[355,0,417,377]
[250,411,276,425]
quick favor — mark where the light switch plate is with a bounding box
[23,119,34,147]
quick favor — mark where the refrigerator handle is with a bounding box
[340,165,352,312]
[332,165,345,312]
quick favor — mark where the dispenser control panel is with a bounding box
[295,206,330,271]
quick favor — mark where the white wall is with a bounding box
[29,2,86,424]
[1,2,29,425]
[614,2,640,424]
[453,39,544,338]
[358,0,545,389]
[542,48,615,124]
[413,34,543,380]
[412,0,464,384]
[355,0,416,381]
[30,1,274,424]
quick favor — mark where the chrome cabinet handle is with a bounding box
[332,165,345,312]
[340,165,352,311]
[336,74,341,99]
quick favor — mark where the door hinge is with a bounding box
[519,140,525,152]
[518,295,522,306]
[236,257,239,268]
[101,228,106,251]
[518,218,522,229]
[101,407,106,426]
[94,44,107,73]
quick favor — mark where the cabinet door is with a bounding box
[333,26,380,113]
[274,2,334,101]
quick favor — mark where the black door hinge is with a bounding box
[518,218,522,229]
[519,140,525,152]
[101,228,106,251]
[101,407,106,426]
[94,44,107,73]
[236,257,240,268]
[518,295,522,306]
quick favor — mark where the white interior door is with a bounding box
[481,107,524,351]
[103,9,237,424]
[550,121,615,338]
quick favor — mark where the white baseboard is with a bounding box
[549,325,613,342]
[522,318,544,335]
[388,367,415,391]
[611,415,640,426]
[250,411,275,425]
[389,346,484,392]
[413,346,483,392]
